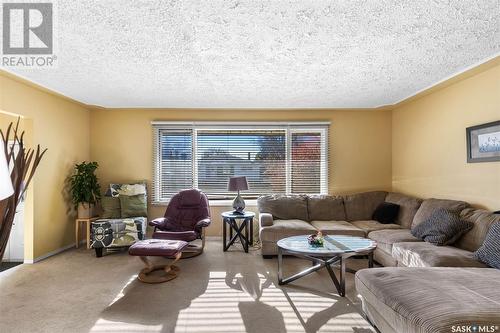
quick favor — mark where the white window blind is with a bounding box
[152,122,329,203]
[157,130,193,198]
[197,129,286,196]
[291,131,326,194]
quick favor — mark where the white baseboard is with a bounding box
[24,240,85,264]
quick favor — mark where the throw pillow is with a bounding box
[372,202,400,224]
[100,196,121,219]
[411,208,473,246]
[119,194,147,218]
[474,222,500,269]
[110,182,147,197]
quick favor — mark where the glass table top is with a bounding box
[221,211,255,218]
[277,235,376,256]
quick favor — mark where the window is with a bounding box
[152,122,328,202]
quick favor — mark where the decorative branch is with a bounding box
[0,118,46,262]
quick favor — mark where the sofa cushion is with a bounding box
[392,242,488,267]
[411,208,473,246]
[385,192,422,229]
[367,229,420,254]
[119,194,148,218]
[259,219,317,243]
[355,267,500,333]
[257,195,309,221]
[307,195,346,221]
[110,182,147,197]
[310,220,365,237]
[100,196,121,219]
[457,208,500,251]
[412,198,469,229]
[351,220,401,234]
[343,191,387,221]
[373,248,398,267]
[474,222,500,269]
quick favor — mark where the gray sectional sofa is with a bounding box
[355,267,500,333]
[258,191,395,256]
[257,191,500,333]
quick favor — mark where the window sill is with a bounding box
[152,199,258,207]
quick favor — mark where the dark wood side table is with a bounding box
[222,211,255,253]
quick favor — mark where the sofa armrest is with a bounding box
[259,213,274,227]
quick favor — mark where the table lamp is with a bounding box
[0,148,13,201]
[228,176,248,214]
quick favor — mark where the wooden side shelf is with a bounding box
[75,217,99,249]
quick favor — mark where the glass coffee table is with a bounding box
[277,235,377,297]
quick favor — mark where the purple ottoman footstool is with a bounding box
[129,239,188,283]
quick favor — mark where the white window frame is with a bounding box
[152,121,329,204]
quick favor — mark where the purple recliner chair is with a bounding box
[149,189,211,258]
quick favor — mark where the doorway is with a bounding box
[1,141,24,267]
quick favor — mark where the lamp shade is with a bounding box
[0,147,13,200]
[227,176,248,192]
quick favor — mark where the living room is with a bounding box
[1,1,499,332]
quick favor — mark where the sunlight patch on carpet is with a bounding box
[90,319,162,333]
[174,271,374,333]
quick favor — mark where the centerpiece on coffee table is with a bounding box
[308,231,324,247]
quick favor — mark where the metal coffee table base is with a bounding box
[278,248,373,297]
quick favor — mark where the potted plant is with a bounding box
[70,161,101,218]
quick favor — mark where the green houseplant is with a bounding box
[70,161,101,218]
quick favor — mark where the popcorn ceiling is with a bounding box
[5,0,500,108]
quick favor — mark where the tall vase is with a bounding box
[232,191,246,213]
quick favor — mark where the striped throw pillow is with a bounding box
[474,222,500,269]
[411,208,473,246]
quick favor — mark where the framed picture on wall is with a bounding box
[466,120,500,163]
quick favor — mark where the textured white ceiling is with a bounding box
[3,0,500,108]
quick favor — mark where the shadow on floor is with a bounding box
[95,257,211,333]
[98,256,373,332]
[1,241,375,332]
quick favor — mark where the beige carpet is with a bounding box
[0,239,375,333]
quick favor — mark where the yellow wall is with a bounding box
[4,57,497,258]
[392,63,500,210]
[90,108,393,236]
[0,72,90,260]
